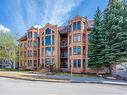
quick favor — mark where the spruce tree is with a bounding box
[88,8,103,72]
[102,0,127,74]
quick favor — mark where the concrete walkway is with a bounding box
[25,73,127,86]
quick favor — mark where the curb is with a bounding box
[0,76,70,83]
[0,76,127,86]
[70,81,127,86]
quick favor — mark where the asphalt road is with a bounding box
[0,77,127,95]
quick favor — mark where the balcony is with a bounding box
[60,53,68,58]
[60,41,67,47]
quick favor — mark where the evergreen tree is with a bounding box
[101,0,127,74]
[89,8,103,73]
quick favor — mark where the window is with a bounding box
[77,46,81,54]
[46,28,51,34]
[42,59,44,64]
[52,31,55,34]
[34,60,37,66]
[42,37,44,46]
[34,41,37,47]
[52,58,55,64]
[73,46,81,55]
[28,32,32,38]
[34,32,37,39]
[30,50,32,57]
[24,43,27,48]
[69,36,72,44]
[46,58,50,65]
[41,59,44,68]
[42,32,44,36]
[78,59,81,67]
[73,22,76,31]
[24,51,26,57]
[83,59,85,68]
[74,34,76,42]
[28,40,32,47]
[69,25,72,32]
[30,41,32,47]
[52,47,55,57]
[34,60,37,64]
[28,50,32,57]
[46,47,51,57]
[69,47,71,56]
[73,60,77,67]
[52,35,54,45]
[45,36,51,45]
[28,60,32,66]
[42,48,44,57]
[77,34,81,41]
[34,50,37,57]
[74,34,80,42]
[77,21,81,30]
[73,46,76,55]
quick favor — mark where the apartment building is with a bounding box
[18,16,94,73]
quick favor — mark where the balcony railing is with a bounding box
[60,53,68,58]
[60,41,67,47]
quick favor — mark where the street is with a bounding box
[0,77,127,95]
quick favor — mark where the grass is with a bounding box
[0,68,97,78]
[52,72,96,78]
[0,68,33,72]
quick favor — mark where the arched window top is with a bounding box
[42,32,44,36]
[46,28,51,34]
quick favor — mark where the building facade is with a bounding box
[18,16,95,73]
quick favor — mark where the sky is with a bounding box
[0,0,108,37]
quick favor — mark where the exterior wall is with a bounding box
[18,16,103,73]
[19,27,39,70]
[39,24,60,71]
[68,16,88,73]
[19,40,27,69]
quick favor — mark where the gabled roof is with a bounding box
[17,34,27,41]
[39,23,58,35]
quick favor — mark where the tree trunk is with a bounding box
[96,68,99,76]
[108,64,112,76]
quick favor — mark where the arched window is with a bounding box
[46,28,51,34]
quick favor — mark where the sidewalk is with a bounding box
[24,73,127,86]
[70,77,127,86]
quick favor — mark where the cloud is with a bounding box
[43,0,83,25]
[0,24,10,32]
[33,25,42,29]
[20,0,83,27]
[0,0,83,36]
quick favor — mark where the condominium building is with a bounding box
[18,16,94,73]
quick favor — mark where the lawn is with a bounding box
[0,68,97,78]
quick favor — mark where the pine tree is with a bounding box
[102,0,127,74]
[88,8,103,73]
